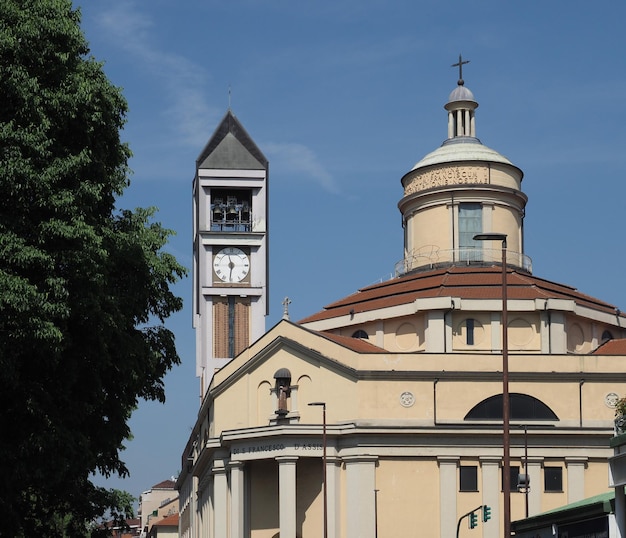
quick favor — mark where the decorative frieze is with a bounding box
[404,165,488,195]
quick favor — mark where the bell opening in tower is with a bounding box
[211,188,252,232]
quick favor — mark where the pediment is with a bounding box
[211,325,358,398]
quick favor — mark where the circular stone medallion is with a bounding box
[400,391,415,408]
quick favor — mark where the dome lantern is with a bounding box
[445,55,479,140]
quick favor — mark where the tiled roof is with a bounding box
[151,479,176,490]
[593,339,626,355]
[318,331,387,353]
[299,266,624,324]
[153,513,179,527]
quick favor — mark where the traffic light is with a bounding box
[482,505,491,522]
[469,511,478,529]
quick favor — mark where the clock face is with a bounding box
[213,247,250,283]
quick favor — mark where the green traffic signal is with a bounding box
[482,505,491,522]
[469,511,478,529]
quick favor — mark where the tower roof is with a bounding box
[196,110,268,170]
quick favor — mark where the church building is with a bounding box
[178,67,626,538]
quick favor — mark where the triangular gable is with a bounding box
[209,320,359,398]
[196,110,267,170]
[200,132,264,170]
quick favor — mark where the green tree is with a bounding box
[0,1,186,535]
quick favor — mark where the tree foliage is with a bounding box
[0,1,186,535]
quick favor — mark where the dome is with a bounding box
[448,84,476,104]
[410,138,520,173]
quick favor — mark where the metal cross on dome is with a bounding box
[451,54,470,85]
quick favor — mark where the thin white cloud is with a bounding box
[264,142,339,194]
[94,2,218,146]
[90,2,339,193]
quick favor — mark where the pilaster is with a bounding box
[212,462,228,538]
[438,456,459,538]
[480,456,501,538]
[276,456,298,538]
[327,456,341,538]
[566,457,588,503]
[229,461,245,538]
[344,455,378,538]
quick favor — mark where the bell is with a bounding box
[226,207,238,221]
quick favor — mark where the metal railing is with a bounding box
[394,247,532,276]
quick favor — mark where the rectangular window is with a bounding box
[228,296,235,358]
[460,466,478,492]
[544,467,563,492]
[502,465,520,492]
[458,203,482,261]
[466,318,475,345]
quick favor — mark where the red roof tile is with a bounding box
[153,513,179,526]
[299,266,624,324]
[151,479,176,490]
[319,331,387,352]
[593,339,626,355]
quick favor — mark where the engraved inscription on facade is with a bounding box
[404,165,488,195]
[231,441,323,457]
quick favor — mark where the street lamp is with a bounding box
[517,425,529,518]
[309,402,327,538]
[474,232,510,537]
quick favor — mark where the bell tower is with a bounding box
[192,110,269,396]
[397,57,529,275]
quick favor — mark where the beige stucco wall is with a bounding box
[328,310,619,357]
[210,329,626,434]
[405,203,451,259]
[400,162,526,267]
[186,321,626,538]
[384,315,427,351]
[154,526,180,538]
[140,488,177,533]
[249,460,278,537]
[376,458,441,537]
[240,454,615,537]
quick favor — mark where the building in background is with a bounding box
[178,70,626,538]
[148,513,180,538]
[105,518,141,537]
[139,479,178,537]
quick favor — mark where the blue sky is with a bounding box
[78,1,626,500]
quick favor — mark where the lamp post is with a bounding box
[309,402,327,538]
[374,489,379,538]
[523,425,529,518]
[474,233,510,537]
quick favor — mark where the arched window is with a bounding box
[352,330,369,339]
[465,393,558,421]
[602,330,614,342]
[273,368,292,417]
